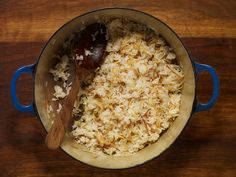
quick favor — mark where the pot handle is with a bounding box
[10,64,36,115]
[194,62,219,112]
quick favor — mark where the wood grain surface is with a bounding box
[0,1,236,177]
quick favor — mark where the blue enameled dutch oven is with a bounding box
[10,8,219,169]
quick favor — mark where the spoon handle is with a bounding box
[45,72,81,150]
[45,116,66,150]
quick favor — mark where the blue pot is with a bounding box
[10,8,219,169]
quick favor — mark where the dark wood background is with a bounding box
[0,1,235,177]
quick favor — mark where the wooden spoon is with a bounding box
[45,23,107,150]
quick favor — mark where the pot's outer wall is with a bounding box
[34,8,195,169]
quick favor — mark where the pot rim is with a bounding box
[33,7,195,169]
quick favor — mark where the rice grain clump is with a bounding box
[71,19,184,156]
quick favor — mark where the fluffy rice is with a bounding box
[70,19,184,156]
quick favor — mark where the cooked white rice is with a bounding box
[69,19,184,156]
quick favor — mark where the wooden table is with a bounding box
[1,1,235,177]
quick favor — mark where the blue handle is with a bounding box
[194,62,219,112]
[10,64,36,115]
